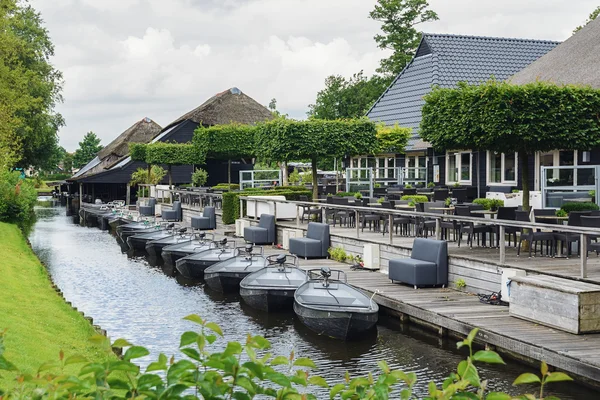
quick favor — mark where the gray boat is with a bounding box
[175,238,237,280]
[161,232,216,267]
[145,227,192,258]
[127,223,177,252]
[117,220,158,241]
[204,245,270,293]
[240,254,306,312]
[293,268,378,340]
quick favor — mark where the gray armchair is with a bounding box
[289,222,330,259]
[191,206,216,230]
[139,198,156,217]
[162,201,182,221]
[388,238,448,288]
[244,214,275,245]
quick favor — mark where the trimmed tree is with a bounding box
[375,123,411,154]
[255,118,379,199]
[145,143,205,189]
[193,124,256,187]
[420,81,600,210]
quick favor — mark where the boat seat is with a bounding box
[289,222,329,259]
[191,207,216,230]
[162,201,182,221]
[388,238,448,288]
[244,214,275,245]
[139,198,156,217]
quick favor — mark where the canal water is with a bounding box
[29,206,596,399]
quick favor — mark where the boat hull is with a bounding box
[205,271,254,293]
[175,257,217,280]
[240,287,295,312]
[293,301,378,340]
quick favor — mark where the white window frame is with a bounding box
[486,151,518,186]
[534,150,579,190]
[350,155,397,180]
[445,151,472,185]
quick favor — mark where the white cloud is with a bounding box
[30,0,599,151]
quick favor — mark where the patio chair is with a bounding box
[162,201,182,222]
[466,187,478,202]
[433,189,449,202]
[191,206,216,230]
[581,216,600,256]
[388,238,448,288]
[553,211,592,257]
[455,206,493,248]
[516,210,554,258]
[494,207,518,247]
[244,214,276,245]
[139,198,156,217]
[289,222,330,259]
[452,188,467,204]
[403,188,417,196]
[299,195,321,223]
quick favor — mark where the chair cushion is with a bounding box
[191,216,212,230]
[244,226,270,244]
[389,259,438,286]
[289,237,324,258]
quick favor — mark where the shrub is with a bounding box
[335,192,358,197]
[473,198,504,210]
[0,170,37,229]
[0,316,573,399]
[556,209,568,217]
[561,202,600,213]
[222,189,312,224]
[427,182,435,188]
[191,168,208,187]
[328,246,348,262]
[404,183,413,189]
[401,195,428,203]
[288,168,301,185]
[212,183,240,191]
[354,192,362,200]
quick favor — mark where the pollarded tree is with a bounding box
[420,81,600,210]
[193,124,256,187]
[375,123,411,154]
[144,142,205,189]
[255,118,379,199]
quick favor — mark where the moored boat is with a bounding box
[293,268,378,340]
[145,227,192,258]
[162,232,217,267]
[117,220,158,241]
[204,245,270,293]
[126,223,176,252]
[240,254,305,312]
[175,238,236,280]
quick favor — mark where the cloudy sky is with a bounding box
[31,0,598,151]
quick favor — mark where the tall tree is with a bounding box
[307,72,390,120]
[370,0,439,77]
[73,132,103,169]
[62,151,73,173]
[0,0,64,169]
[573,6,600,34]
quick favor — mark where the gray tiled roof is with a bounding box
[367,33,559,150]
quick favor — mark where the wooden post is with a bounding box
[581,233,588,278]
[355,210,360,238]
[126,185,131,206]
[254,199,258,221]
[296,205,300,227]
[435,218,441,240]
[92,184,95,203]
[79,184,83,205]
[273,201,277,220]
[499,225,506,265]
[239,198,243,218]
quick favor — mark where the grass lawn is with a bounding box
[0,222,111,387]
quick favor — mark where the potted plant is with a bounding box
[427,182,435,189]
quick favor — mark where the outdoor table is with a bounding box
[368,203,383,207]
[471,210,498,219]
[395,204,415,209]
[535,215,569,221]
[430,207,455,214]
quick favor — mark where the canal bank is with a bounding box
[39,205,597,398]
[0,221,111,387]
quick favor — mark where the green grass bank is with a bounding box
[0,222,110,387]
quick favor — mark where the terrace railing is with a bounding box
[238,196,599,279]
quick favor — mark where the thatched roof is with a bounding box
[510,18,600,88]
[162,87,273,132]
[72,117,161,179]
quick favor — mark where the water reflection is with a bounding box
[28,207,596,399]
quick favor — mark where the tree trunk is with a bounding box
[280,161,288,186]
[168,165,172,189]
[147,163,152,197]
[228,159,231,188]
[311,157,318,200]
[520,151,530,211]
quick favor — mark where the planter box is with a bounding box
[282,228,303,250]
[509,275,600,334]
[246,196,297,220]
[235,219,251,237]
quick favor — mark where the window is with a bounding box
[445,151,472,184]
[349,155,397,181]
[487,152,518,185]
[405,154,427,184]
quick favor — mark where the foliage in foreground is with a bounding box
[0,315,573,399]
[0,170,37,228]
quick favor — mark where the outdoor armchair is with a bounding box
[162,201,182,222]
[191,206,216,230]
[139,198,156,217]
[389,238,448,288]
[289,222,330,259]
[244,214,276,245]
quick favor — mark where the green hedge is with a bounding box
[129,143,147,161]
[473,198,504,210]
[193,124,257,159]
[222,189,312,224]
[561,202,599,213]
[212,183,240,191]
[0,171,37,230]
[401,195,428,203]
[145,142,205,166]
